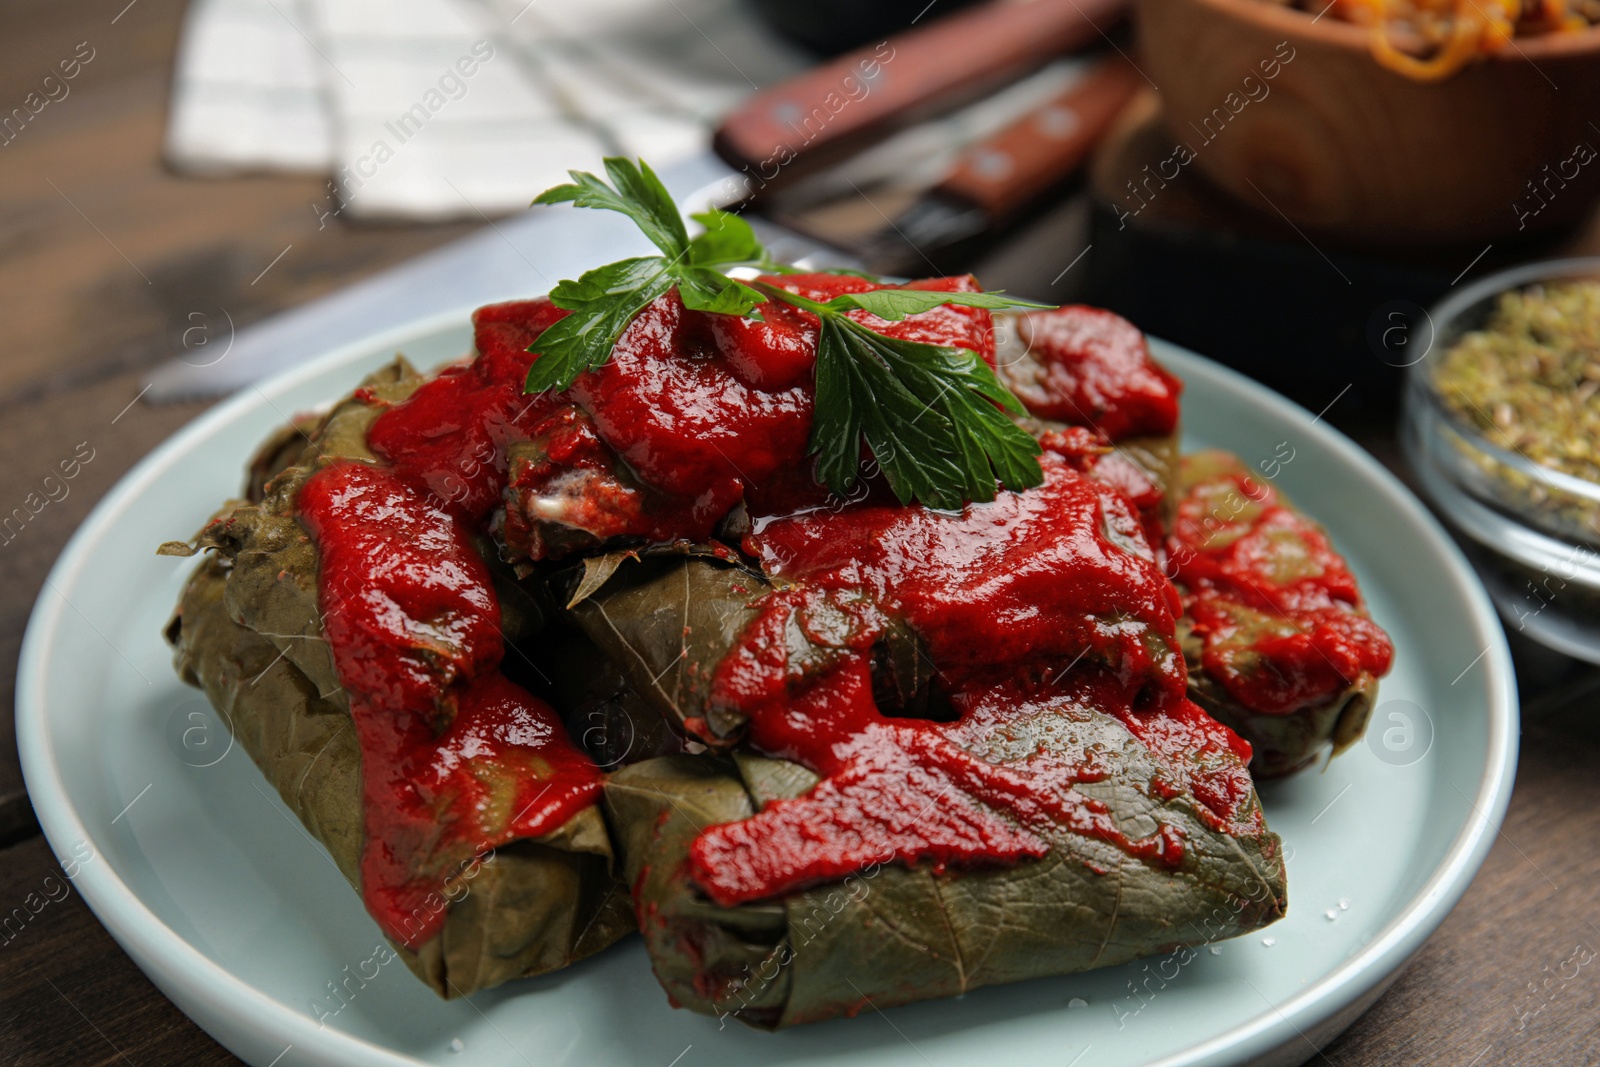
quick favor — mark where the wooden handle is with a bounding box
[714,0,1130,185]
[933,56,1144,222]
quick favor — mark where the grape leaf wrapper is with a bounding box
[162,362,634,997]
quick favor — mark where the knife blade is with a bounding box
[145,154,770,401]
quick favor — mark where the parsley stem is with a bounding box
[750,280,831,317]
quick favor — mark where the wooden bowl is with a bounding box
[1133,0,1600,243]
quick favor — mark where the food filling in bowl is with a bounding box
[1267,0,1600,79]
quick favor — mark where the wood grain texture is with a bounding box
[1133,0,1600,243]
[1323,674,1600,1065]
[0,0,473,403]
[1,3,1597,1066]
[0,834,242,1065]
[0,369,208,844]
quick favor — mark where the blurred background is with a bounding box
[3,0,1600,1063]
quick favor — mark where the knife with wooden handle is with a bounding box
[714,0,1130,185]
[937,56,1143,220]
[861,55,1143,272]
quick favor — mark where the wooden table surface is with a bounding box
[2,4,1598,1065]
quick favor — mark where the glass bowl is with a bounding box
[1402,257,1600,665]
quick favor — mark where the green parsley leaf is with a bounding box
[534,158,688,261]
[824,289,1055,322]
[811,317,973,510]
[687,209,763,267]
[524,258,673,393]
[527,161,769,393]
[830,320,1043,508]
[676,266,766,316]
[759,281,1045,508]
[876,330,1042,503]
[526,156,1054,509]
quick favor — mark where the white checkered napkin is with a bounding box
[164,0,809,219]
[164,0,336,173]
[304,0,609,219]
[319,0,813,219]
[484,0,809,146]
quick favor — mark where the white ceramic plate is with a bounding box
[18,314,1518,1067]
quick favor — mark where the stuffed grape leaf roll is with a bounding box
[1167,451,1393,776]
[163,359,635,997]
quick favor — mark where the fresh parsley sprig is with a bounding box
[525,158,771,392]
[750,282,1048,509]
[526,157,1055,509]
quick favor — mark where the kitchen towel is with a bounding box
[164,0,808,218]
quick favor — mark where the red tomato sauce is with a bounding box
[496,273,996,556]
[297,281,1263,932]
[298,462,601,946]
[1167,456,1394,714]
[685,457,1258,906]
[1005,305,1182,441]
